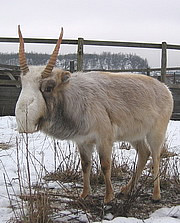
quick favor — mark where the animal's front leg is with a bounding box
[78,144,93,199]
[98,142,114,204]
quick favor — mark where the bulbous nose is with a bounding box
[15,92,45,134]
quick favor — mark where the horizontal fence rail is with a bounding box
[83,67,180,73]
[1,37,180,50]
[0,37,78,45]
[1,36,180,50]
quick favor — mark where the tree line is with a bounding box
[0,52,148,70]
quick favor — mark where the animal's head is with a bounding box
[15,26,70,133]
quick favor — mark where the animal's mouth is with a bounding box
[17,121,40,134]
[17,128,38,134]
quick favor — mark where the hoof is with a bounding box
[104,194,115,204]
[152,193,161,203]
[80,192,89,200]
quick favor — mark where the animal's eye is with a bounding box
[45,86,53,92]
[40,79,56,93]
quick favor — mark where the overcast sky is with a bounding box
[1,0,180,67]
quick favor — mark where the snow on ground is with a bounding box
[94,206,180,223]
[0,116,180,222]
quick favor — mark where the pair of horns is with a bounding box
[18,25,63,76]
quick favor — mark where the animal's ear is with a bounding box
[61,71,71,83]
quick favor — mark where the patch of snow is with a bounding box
[150,205,180,219]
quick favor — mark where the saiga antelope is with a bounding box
[15,26,173,203]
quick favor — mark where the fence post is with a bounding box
[173,72,176,84]
[70,60,75,73]
[77,38,84,71]
[147,67,150,76]
[161,42,167,83]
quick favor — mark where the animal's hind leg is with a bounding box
[98,140,114,204]
[147,125,167,201]
[120,140,150,195]
[78,143,94,199]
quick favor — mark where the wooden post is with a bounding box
[173,72,176,84]
[77,38,84,71]
[70,60,75,73]
[161,42,167,83]
[147,67,150,76]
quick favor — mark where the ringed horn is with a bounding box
[18,25,64,77]
[42,27,64,78]
[18,25,29,75]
